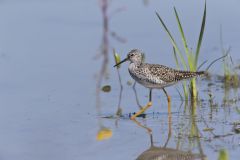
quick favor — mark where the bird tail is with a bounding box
[175,70,206,81]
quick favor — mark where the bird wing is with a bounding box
[145,64,176,83]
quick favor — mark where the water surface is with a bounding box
[0,0,240,159]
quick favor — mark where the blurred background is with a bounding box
[0,0,240,160]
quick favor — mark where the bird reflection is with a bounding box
[132,102,206,160]
[132,82,143,110]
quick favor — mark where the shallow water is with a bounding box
[0,0,240,160]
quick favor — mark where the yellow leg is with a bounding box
[167,100,171,115]
[163,88,171,103]
[131,118,152,133]
[164,101,172,147]
[130,102,152,120]
[167,96,171,103]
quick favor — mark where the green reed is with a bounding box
[220,27,239,88]
[156,1,206,101]
[218,149,229,160]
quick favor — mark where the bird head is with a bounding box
[114,49,144,67]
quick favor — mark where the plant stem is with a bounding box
[191,78,198,99]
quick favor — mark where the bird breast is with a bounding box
[128,63,145,82]
[128,63,167,88]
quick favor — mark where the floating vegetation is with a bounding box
[101,85,111,92]
[156,1,206,101]
[127,80,133,86]
[96,127,113,141]
[218,149,229,160]
[203,127,214,132]
[232,122,240,134]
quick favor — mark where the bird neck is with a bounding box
[131,61,142,67]
[129,62,142,73]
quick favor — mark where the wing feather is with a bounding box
[145,64,176,83]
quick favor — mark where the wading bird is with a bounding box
[114,49,205,119]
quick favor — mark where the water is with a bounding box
[0,0,239,159]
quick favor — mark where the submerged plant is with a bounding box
[156,1,206,101]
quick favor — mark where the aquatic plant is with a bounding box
[218,149,229,160]
[156,1,206,101]
[113,49,123,116]
[96,127,113,141]
[220,27,239,88]
[113,49,121,69]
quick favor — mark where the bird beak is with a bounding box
[114,57,128,67]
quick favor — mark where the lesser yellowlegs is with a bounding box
[114,49,205,119]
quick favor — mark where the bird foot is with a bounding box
[130,102,152,120]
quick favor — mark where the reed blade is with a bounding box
[174,7,189,57]
[156,12,187,69]
[195,0,206,66]
[173,47,180,69]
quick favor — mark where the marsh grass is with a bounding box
[156,1,206,101]
[220,27,239,88]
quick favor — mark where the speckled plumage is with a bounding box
[114,49,205,119]
[136,146,205,160]
[127,49,205,89]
